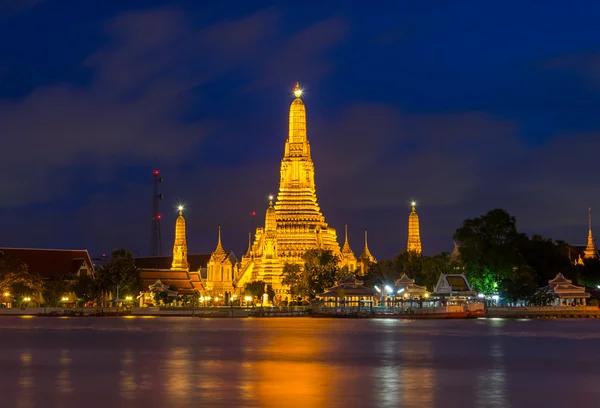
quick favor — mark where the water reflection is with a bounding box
[1,318,598,407]
[165,347,192,405]
[476,322,508,407]
[119,348,136,400]
[18,350,33,408]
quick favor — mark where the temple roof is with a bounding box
[395,273,415,285]
[433,273,475,296]
[548,273,571,285]
[0,247,94,279]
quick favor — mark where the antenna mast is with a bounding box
[150,166,163,256]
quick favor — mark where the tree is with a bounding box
[96,249,141,302]
[499,266,538,305]
[420,253,453,291]
[454,209,527,293]
[302,249,343,299]
[0,252,44,297]
[363,259,399,288]
[73,274,100,306]
[42,275,76,307]
[281,263,304,297]
[520,235,574,286]
[244,281,267,298]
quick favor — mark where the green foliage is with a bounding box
[363,259,399,288]
[578,258,600,288]
[96,249,141,299]
[521,236,575,286]
[588,298,599,307]
[528,288,555,306]
[419,253,453,291]
[454,209,529,294]
[73,274,100,305]
[244,280,268,297]
[498,266,538,304]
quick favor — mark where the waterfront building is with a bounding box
[234,83,360,296]
[540,273,590,306]
[431,273,476,300]
[394,273,429,300]
[406,202,422,254]
[318,275,376,307]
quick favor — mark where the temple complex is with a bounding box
[234,83,360,296]
[540,273,590,306]
[358,231,376,275]
[406,202,422,254]
[171,206,189,270]
[205,226,238,297]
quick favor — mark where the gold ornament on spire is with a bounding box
[584,207,597,259]
[214,225,226,255]
[407,202,422,254]
[294,81,302,98]
[171,207,189,270]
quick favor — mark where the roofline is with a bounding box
[0,247,90,252]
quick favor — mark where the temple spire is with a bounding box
[214,225,226,255]
[407,201,422,254]
[171,206,189,270]
[584,207,597,259]
[361,230,374,260]
[341,224,354,254]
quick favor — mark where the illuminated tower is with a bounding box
[171,206,189,270]
[407,202,422,254]
[273,82,342,259]
[584,207,597,259]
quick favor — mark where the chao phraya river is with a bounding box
[1,317,599,408]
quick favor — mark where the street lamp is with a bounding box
[125,296,133,301]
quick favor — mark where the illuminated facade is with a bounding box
[406,202,422,254]
[171,208,189,270]
[205,226,238,297]
[235,83,359,295]
[358,231,376,275]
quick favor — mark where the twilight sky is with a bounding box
[1,0,599,259]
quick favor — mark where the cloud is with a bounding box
[0,7,346,207]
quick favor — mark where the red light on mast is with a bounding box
[157,214,162,220]
[154,170,160,176]
[251,211,256,216]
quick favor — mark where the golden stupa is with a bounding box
[235,82,355,295]
[406,202,422,254]
[171,207,190,270]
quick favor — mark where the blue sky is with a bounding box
[1,0,600,258]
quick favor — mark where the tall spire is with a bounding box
[361,230,375,261]
[171,206,189,270]
[341,224,354,254]
[214,225,226,255]
[584,207,597,259]
[407,201,422,254]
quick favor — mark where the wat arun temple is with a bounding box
[135,83,421,301]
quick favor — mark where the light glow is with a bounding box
[411,201,416,207]
[492,295,500,301]
[374,285,381,293]
[397,288,405,294]
[268,195,274,201]
[178,205,184,212]
[384,285,393,294]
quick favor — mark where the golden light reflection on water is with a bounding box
[56,350,73,395]
[120,348,137,400]
[400,342,434,408]
[18,350,33,408]
[166,348,192,405]
[249,325,335,408]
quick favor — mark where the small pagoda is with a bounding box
[540,273,590,306]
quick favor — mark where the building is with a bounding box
[406,202,422,254]
[394,273,429,300]
[134,209,208,296]
[234,83,364,296]
[431,273,476,299]
[205,227,239,299]
[318,275,377,307]
[540,273,590,306]
[358,231,377,275]
[0,248,94,279]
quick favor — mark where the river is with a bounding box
[0,316,599,407]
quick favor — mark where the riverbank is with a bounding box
[1,305,599,319]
